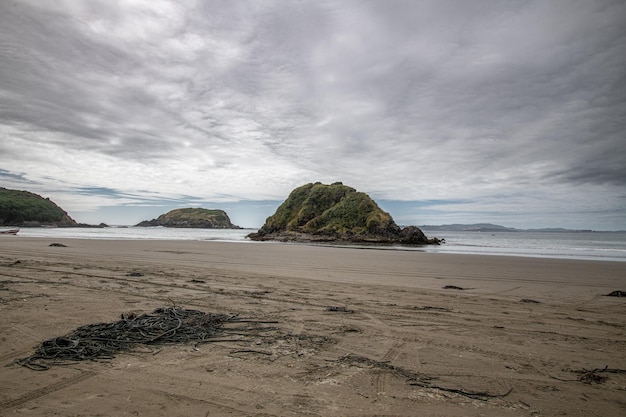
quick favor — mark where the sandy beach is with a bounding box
[1,237,625,416]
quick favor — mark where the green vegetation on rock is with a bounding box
[136,208,241,229]
[249,182,441,245]
[0,187,77,226]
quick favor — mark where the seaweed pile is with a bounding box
[15,306,241,370]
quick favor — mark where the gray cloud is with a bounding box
[1,0,625,229]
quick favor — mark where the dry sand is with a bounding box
[0,237,625,416]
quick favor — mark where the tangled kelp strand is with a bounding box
[575,366,626,384]
[336,353,512,400]
[15,306,242,370]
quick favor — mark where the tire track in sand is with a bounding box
[361,312,407,396]
[375,341,406,395]
[0,371,96,410]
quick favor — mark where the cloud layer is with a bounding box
[1,0,625,229]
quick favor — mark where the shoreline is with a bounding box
[9,225,626,263]
[5,233,626,263]
[1,237,625,416]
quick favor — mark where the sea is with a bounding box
[12,227,626,262]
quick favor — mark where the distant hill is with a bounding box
[0,187,78,227]
[136,208,241,229]
[419,223,517,232]
[248,182,441,244]
[419,223,596,232]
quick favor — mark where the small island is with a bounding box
[136,208,242,229]
[248,182,441,245]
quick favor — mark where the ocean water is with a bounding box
[15,226,255,242]
[418,230,626,262]
[12,227,626,262]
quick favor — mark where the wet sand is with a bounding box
[1,237,625,416]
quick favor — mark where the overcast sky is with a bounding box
[1,0,625,230]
